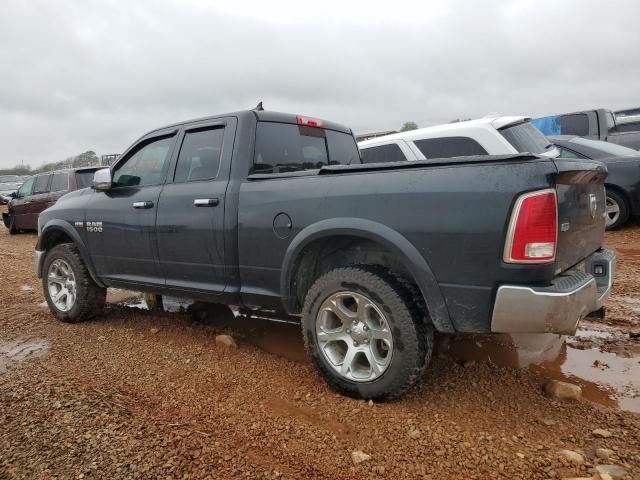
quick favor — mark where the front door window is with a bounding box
[112,136,175,187]
[16,177,34,198]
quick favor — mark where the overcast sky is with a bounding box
[0,0,638,168]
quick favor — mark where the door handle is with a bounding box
[132,201,154,209]
[193,198,219,207]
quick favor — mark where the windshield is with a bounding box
[500,122,552,155]
[570,137,638,157]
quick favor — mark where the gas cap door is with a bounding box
[273,212,292,239]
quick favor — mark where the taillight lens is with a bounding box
[504,189,557,263]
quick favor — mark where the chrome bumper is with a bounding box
[491,249,616,334]
[34,249,45,278]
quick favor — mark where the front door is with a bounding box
[10,177,35,229]
[155,120,235,293]
[85,133,177,286]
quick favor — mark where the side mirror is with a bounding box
[9,191,17,198]
[92,168,112,191]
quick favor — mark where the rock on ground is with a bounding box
[215,334,238,348]
[559,449,584,464]
[592,464,628,480]
[351,450,371,465]
[543,379,582,401]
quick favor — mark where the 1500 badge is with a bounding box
[86,221,103,233]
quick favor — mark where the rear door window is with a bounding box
[32,174,52,194]
[251,122,360,174]
[413,136,488,159]
[49,173,69,192]
[560,114,589,136]
[499,122,551,155]
[76,170,98,189]
[361,143,408,163]
[174,127,225,182]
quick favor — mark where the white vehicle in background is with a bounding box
[358,116,559,163]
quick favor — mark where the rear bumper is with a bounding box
[491,248,616,334]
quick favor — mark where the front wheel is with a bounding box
[302,266,433,401]
[8,215,18,235]
[42,244,106,323]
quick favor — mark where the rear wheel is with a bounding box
[302,266,432,401]
[42,244,106,323]
[604,189,629,230]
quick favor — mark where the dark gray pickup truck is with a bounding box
[35,109,616,399]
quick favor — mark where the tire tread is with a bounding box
[42,243,106,323]
[302,265,433,401]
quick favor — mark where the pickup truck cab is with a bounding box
[35,109,615,400]
[358,116,559,163]
[532,108,640,150]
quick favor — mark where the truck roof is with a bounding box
[144,109,353,137]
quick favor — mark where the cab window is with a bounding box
[49,172,69,192]
[113,136,175,187]
[414,136,488,159]
[361,143,407,163]
[174,128,225,182]
[251,122,360,174]
[32,174,52,194]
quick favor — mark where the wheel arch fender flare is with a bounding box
[36,220,105,288]
[280,217,454,332]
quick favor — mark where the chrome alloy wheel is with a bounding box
[47,259,77,312]
[605,195,620,228]
[315,291,394,382]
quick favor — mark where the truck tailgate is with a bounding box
[554,158,608,273]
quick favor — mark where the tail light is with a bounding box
[504,189,557,263]
[297,115,324,128]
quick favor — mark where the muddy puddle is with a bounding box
[109,289,640,413]
[440,329,640,413]
[0,338,50,373]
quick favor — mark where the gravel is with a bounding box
[1,222,639,479]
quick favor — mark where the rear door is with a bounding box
[86,132,177,286]
[155,119,236,292]
[25,173,52,229]
[554,158,608,273]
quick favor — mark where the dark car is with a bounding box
[0,175,24,204]
[2,167,100,234]
[33,108,614,400]
[550,135,640,229]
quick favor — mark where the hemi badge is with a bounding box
[74,222,84,228]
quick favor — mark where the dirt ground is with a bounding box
[0,220,639,479]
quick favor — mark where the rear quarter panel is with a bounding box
[237,158,557,332]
